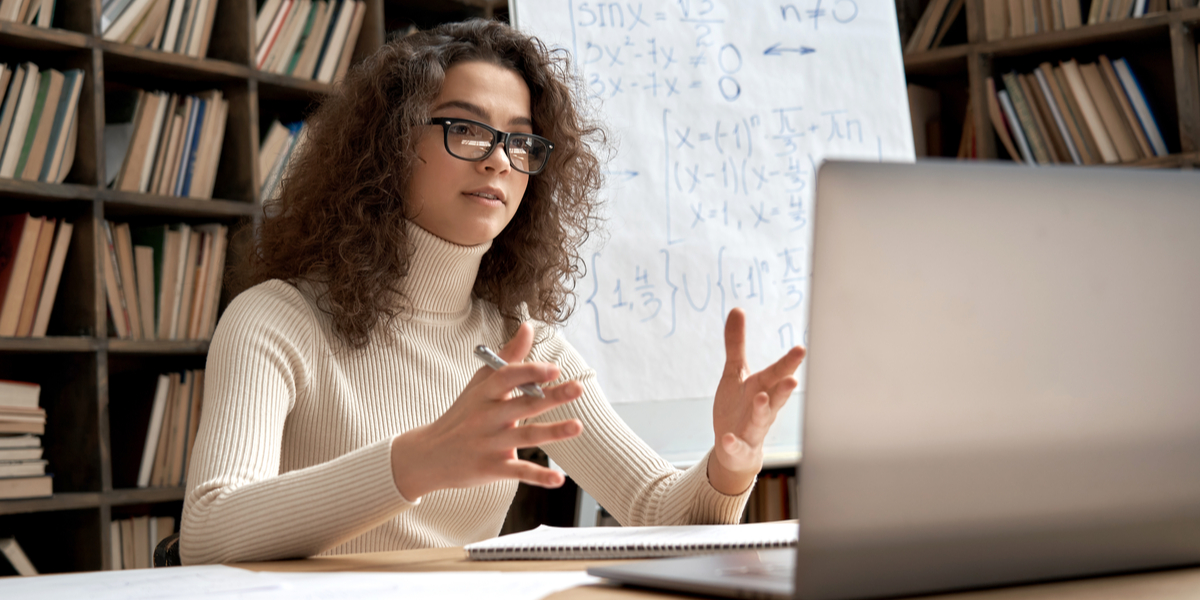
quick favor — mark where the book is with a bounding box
[293,0,332,78]
[1079,61,1139,162]
[166,223,191,339]
[466,522,799,560]
[0,459,46,477]
[1051,64,1100,164]
[265,0,309,73]
[1018,72,1065,162]
[985,77,1021,161]
[114,222,144,339]
[286,0,323,75]
[30,219,72,337]
[0,62,38,178]
[997,89,1034,163]
[110,520,122,570]
[1098,55,1152,159]
[1001,71,1050,164]
[256,0,285,47]
[257,0,294,69]
[137,375,170,487]
[1032,68,1079,164]
[0,474,51,499]
[0,379,39,408]
[18,68,64,181]
[135,245,156,339]
[100,220,131,338]
[191,0,219,57]
[1060,59,1119,163]
[310,0,345,79]
[115,89,162,192]
[0,447,42,460]
[0,537,37,576]
[149,373,176,486]
[0,433,38,448]
[331,0,365,83]
[1111,57,1167,157]
[0,420,43,434]
[258,120,290,187]
[40,69,84,183]
[188,90,227,199]
[156,227,182,338]
[103,0,156,42]
[1040,63,1095,164]
[146,93,178,194]
[0,65,26,158]
[0,213,44,337]
[316,0,356,83]
[15,217,56,337]
[159,0,186,52]
[198,225,226,337]
[120,518,135,569]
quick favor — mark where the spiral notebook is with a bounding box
[465,522,798,560]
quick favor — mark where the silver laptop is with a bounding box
[589,160,1200,600]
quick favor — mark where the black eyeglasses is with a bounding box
[429,117,555,175]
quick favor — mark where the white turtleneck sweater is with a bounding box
[181,225,753,565]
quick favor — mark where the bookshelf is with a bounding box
[0,0,384,575]
[902,0,1200,165]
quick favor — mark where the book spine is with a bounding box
[998,90,1034,163]
[1001,72,1050,163]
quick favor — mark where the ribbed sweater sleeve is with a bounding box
[181,282,414,565]
[528,326,753,527]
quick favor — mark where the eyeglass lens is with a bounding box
[445,121,550,173]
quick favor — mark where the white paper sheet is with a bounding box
[0,564,599,600]
[512,0,915,404]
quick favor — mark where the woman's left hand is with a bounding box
[709,308,807,496]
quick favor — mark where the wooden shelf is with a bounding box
[101,41,253,82]
[979,14,1172,57]
[905,44,970,76]
[99,189,259,218]
[0,492,101,516]
[106,487,187,506]
[0,21,89,51]
[107,339,211,354]
[0,337,97,352]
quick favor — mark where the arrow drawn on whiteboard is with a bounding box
[603,170,640,183]
[763,44,817,56]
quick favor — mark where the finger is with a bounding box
[502,381,583,422]
[765,376,799,411]
[498,322,535,364]
[504,459,567,488]
[478,362,562,400]
[723,308,748,377]
[753,345,807,389]
[503,419,583,449]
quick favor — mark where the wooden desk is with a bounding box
[234,547,1200,600]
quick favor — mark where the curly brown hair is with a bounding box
[233,19,607,350]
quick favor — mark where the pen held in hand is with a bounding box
[473,345,546,398]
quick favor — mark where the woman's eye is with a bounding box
[448,124,471,135]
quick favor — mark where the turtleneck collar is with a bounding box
[403,222,492,315]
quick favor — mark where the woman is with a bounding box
[181,19,806,565]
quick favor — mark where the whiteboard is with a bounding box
[512,0,914,465]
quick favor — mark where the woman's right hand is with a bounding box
[388,322,584,500]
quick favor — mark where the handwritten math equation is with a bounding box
[571,1,862,102]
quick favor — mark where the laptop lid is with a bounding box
[796,160,1200,600]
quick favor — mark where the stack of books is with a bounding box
[101,221,228,341]
[746,472,797,524]
[258,119,306,201]
[0,213,73,338]
[100,0,218,56]
[0,381,51,500]
[255,0,366,83]
[988,56,1167,165]
[0,0,55,28]
[110,515,175,570]
[105,88,229,200]
[978,0,1171,43]
[0,63,85,184]
[137,370,204,488]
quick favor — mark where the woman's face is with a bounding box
[407,60,534,246]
